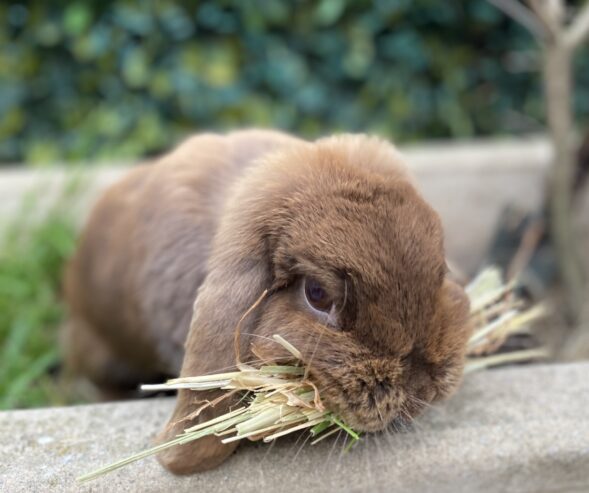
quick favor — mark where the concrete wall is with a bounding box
[0,137,552,275]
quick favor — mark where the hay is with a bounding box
[78,267,547,482]
[464,266,548,372]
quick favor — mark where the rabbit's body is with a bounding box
[64,129,471,474]
[64,130,301,390]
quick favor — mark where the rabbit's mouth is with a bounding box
[305,349,466,432]
[307,357,424,433]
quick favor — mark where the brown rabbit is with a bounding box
[64,129,472,474]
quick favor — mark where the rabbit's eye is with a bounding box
[304,277,332,313]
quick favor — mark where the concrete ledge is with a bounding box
[0,137,552,273]
[1,363,587,493]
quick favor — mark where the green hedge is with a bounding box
[1,0,588,164]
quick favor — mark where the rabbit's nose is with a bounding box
[373,377,391,400]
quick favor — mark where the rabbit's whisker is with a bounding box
[303,328,326,379]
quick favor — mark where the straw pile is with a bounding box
[464,266,548,373]
[78,267,547,482]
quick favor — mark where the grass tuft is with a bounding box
[0,183,83,409]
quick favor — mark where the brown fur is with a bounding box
[64,130,472,475]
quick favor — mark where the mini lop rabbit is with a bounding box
[64,130,471,474]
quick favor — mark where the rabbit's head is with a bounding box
[181,135,471,433]
[160,135,470,473]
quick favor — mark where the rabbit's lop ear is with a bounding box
[157,164,279,473]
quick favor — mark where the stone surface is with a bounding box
[1,362,587,493]
[0,137,552,273]
[0,166,125,227]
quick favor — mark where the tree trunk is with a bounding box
[543,42,586,322]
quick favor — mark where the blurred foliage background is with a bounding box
[2,0,589,165]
